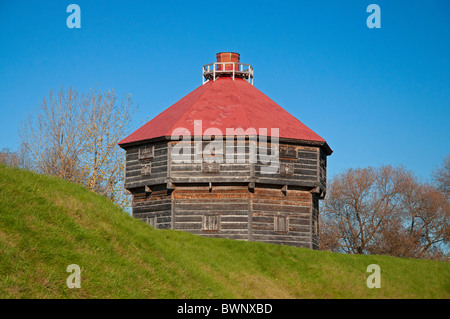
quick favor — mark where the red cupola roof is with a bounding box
[119,53,331,153]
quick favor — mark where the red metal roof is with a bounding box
[119,77,327,146]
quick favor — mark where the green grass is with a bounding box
[0,164,449,299]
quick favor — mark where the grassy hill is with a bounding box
[0,164,449,299]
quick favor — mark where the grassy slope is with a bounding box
[0,164,448,299]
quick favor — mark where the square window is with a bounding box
[274,215,288,232]
[139,145,154,160]
[203,214,220,231]
[202,161,220,173]
[279,145,296,159]
[141,163,151,176]
[280,163,294,177]
[145,216,157,227]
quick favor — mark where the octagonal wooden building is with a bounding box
[119,52,332,249]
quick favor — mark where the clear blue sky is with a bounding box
[0,0,449,181]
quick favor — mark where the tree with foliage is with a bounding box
[77,88,134,207]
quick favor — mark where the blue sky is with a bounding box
[0,0,449,181]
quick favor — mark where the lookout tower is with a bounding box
[119,53,332,249]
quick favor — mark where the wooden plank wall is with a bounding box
[124,142,168,189]
[132,187,172,229]
[319,149,327,194]
[168,141,253,184]
[124,140,325,192]
[172,185,250,241]
[311,195,319,250]
[125,139,326,249]
[252,186,313,248]
[167,140,323,191]
[253,145,320,189]
[170,185,314,248]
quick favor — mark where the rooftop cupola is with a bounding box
[202,51,254,84]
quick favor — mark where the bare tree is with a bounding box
[321,165,449,259]
[19,87,86,180]
[400,181,449,259]
[19,87,135,209]
[0,148,21,168]
[321,166,408,254]
[434,155,450,198]
[318,214,341,252]
[368,217,420,258]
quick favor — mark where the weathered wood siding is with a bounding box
[169,185,314,248]
[251,187,313,248]
[167,140,324,191]
[319,149,327,194]
[255,144,320,189]
[132,186,172,229]
[172,185,250,241]
[124,142,168,189]
[168,141,253,184]
[123,138,328,249]
[311,195,319,250]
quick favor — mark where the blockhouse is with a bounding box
[119,52,332,249]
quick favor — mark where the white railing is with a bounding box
[202,62,254,85]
